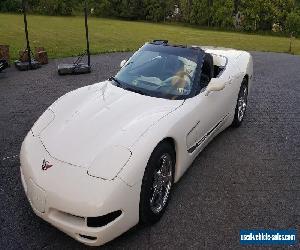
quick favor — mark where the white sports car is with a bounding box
[20,40,253,246]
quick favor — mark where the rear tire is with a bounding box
[231,78,248,127]
[139,142,175,225]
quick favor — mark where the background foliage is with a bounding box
[0,0,300,36]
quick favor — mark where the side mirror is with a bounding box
[205,78,226,96]
[120,59,127,68]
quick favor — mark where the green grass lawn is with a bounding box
[1,13,300,60]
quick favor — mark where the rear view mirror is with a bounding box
[205,78,226,96]
[120,59,127,68]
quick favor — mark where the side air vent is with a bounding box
[78,234,97,241]
[87,210,122,227]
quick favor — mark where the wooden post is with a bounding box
[289,33,293,54]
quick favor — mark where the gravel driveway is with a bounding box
[0,51,299,249]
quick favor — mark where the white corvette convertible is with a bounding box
[20,40,253,246]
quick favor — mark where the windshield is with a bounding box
[112,44,203,100]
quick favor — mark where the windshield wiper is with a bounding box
[123,61,133,67]
[109,76,123,87]
[109,76,145,95]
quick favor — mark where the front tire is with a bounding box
[232,78,248,127]
[139,142,175,225]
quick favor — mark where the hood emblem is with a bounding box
[42,159,53,171]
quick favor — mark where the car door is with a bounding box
[184,76,232,155]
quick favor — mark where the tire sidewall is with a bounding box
[232,79,248,127]
[139,142,175,225]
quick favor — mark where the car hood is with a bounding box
[36,81,183,168]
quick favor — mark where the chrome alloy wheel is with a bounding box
[237,86,248,122]
[150,153,173,214]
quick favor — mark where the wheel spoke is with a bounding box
[149,153,173,214]
[150,185,161,204]
[237,86,248,122]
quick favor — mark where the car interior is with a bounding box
[200,53,214,88]
[199,53,226,91]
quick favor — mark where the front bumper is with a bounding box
[20,132,140,246]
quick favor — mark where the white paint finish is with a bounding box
[20,45,253,246]
[38,82,183,168]
[205,78,226,96]
[27,178,46,213]
[87,145,132,180]
[31,108,55,135]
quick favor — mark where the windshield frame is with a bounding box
[112,43,206,100]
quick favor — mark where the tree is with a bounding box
[239,0,297,32]
[286,10,300,36]
[240,0,276,31]
[178,0,193,23]
[145,0,175,22]
[211,0,234,28]
[95,0,123,17]
[0,0,21,12]
[0,0,299,36]
[36,0,76,15]
[189,0,209,25]
[273,0,294,27]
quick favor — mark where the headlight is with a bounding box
[31,108,55,136]
[87,146,132,180]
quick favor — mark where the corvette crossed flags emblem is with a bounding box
[41,159,53,171]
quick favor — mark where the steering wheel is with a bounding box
[156,71,192,95]
[163,71,192,86]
